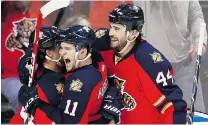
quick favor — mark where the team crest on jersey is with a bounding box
[69,79,83,92]
[150,51,164,63]
[55,83,64,94]
[95,29,106,38]
[109,75,137,111]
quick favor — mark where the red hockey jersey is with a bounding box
[101,40,187,124]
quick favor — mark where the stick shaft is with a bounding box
[188,23,206,124]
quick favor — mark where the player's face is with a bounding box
[109,23,127,51]
[52,48,64,66]
[51,49,61,61]
[59,42,76,72]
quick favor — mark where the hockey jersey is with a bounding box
[38,52,108,124]
[101,40,187,124]
[9,68,64,124]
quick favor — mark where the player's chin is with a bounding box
[66,66,73,72]
[65,63,73,72]
[110,42,119,49]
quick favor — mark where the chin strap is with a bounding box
[117,31,139,54]
[74,52,92,69]
[45,55,63,67]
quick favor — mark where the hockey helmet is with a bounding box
[38,26,60,54]
[19,26,61,85]
[58,25,96,52]
[109,4,144,32]
[29,26,61,60]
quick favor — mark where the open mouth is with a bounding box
[64,59,71,64]
[64,58,72,69]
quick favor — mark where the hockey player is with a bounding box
[9,26,64,124]
[96,4,187,124]
[18,25,110,124]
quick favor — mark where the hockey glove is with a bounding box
[18,85,40,114]
[18,56,31,85]
[100,86,123,124]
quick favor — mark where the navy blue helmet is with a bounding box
[38,26,60,55]
[28,26,60,54]
[109,4,144,32]
[19,26,60,85]
[58,25,96,51]
[28,26,60,60]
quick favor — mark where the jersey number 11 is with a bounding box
[64,99,79,116]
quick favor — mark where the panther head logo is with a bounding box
[108,75,136,111]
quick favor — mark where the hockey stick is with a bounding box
[28,0,70,87]
[20,0,70,124]
[54,7,65,27]
[188,22,206,124]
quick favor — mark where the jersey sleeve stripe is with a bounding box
[161,102,173,114]
[153,95,166,107]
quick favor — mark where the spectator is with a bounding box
[1,1,57,113]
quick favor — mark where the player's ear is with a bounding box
[45,49,52,58]
[127,30,139,41]
[78,47,88,60]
